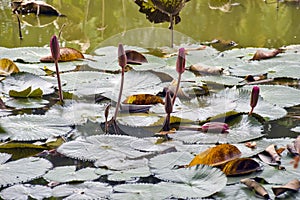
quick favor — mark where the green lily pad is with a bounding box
[57,135,151,162]
[0,153,52,188]
[5,98,49,109]
[0,72,54,96]
[94,158,148,170]
[52,181,112,199]
[0,184,52,200]
[0,114,72,141]
[0,47,50,63]
[44,166,99,183]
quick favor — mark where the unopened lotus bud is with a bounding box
[249,86,260,115]
[50,35,60,62]
[165,90,173,114]
[118,43,127,68]
[176,47,185,74]
[201,122,229,133]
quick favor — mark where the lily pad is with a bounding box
[4,98,49,109]
[0,153,52,188]
[52,181,112,200]
[0,114,72,141]
[0,184,52,200]
[44,166,99,183]
[107,166,151,182]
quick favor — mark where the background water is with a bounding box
[1,0,300,53]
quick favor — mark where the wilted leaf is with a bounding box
[250,49,285,61]
[40,47,84,62]
[189,63,224,75]
[12,1,63,16]
[272,179,300,197]
[0,58,19,76]
[125,50,148,64]
[0,153,53,188]
[241,178,270,199]
[0,184,52,200]
[221,158,261,176]
[188,144,241,167]
[123,94,164,105]
[258,144,281,166]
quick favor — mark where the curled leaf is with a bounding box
[189,63,224,75]
[241,178,270,199]
[258,144,281,166]
[40,47,84,62]
[250,48,285,61]
[123,94,164,105]
[272,179,300,197]
[0,58,20,76]
[125,50,148,64]
[221,158,261,176]
[188,144,241,167]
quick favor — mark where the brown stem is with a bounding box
[14,11,23,40]
[114,67,125,119]
[170,14,174,48]
[162,113,171,131]
[55,61,63,104]
[172,72,181,105]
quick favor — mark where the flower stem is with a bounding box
[114,67,125,119]
[55,61,63,104]
[172,72,181,106]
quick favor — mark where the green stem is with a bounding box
[55,61,63,104]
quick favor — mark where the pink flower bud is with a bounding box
[118,43,127,68]
[165,90,173,114]
[249,86,259,115]
[50,35,60,62]
[176,48,185,74]
[201,122,229,133]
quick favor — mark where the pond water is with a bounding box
[1,0,300,53]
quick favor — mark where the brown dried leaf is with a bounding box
[0,58,20,76]
[221,158,261,176]
[125,50,148,65]
[250,48,285,61]
[272,179,300,197]
[123,94,164,105]
[258,144,281,166]
[241,178,270,199]
[189,63,224,76]
[188,143,241,167]
[40,47,84,62]
[245,141,257,149]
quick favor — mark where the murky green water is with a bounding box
[1,0,300,53]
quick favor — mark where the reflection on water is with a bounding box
[0,0,300,53]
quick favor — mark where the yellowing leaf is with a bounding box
[123,94,164,105]
[0,58,20,76]
[188,144,241,167]
[221,158,261,176]
[40,47,84,62]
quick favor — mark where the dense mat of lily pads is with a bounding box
[0,44,299,199]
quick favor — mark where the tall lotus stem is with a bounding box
[249,86,259,115]
[114,43,127,120]
[50,35,63,104]
[172,47,185,105]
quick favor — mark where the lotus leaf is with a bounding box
[4,98,49,109]
[0,184,52,200]
[44,166,99,183]
[0,114,72,141]
[188,144,241,167]
[94,157,148,170]
[0,154,52,188]
[52,181,112,199]
[107,166,151,182]
[0,47,50,63]
[57,135,150,162]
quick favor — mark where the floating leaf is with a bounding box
[241,178,270,199]
[188,144,242,167]
[52,181,112,199]
[44,166,99,183]
[0,58,19,76]
[0,72,54,96]
[272,179,300,197]
[107,166,151,182]
[123,94,164,105]
[9,86,43,98]
[221,158,261,176]
[5,98,49,109]
[0,154,52,188]
[0,114,72,141]
[40,47,84,62]
[0,184,52,200]
[95,157,148,171]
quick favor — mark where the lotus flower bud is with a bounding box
[201,122,229,133]
[249,86,260,114]
[165,90,173,114]
[176,47,185,74]
[50,35,60,62]
[118,43,127,68]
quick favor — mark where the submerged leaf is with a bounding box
[188,144,241,167]
[0,58,20,76]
